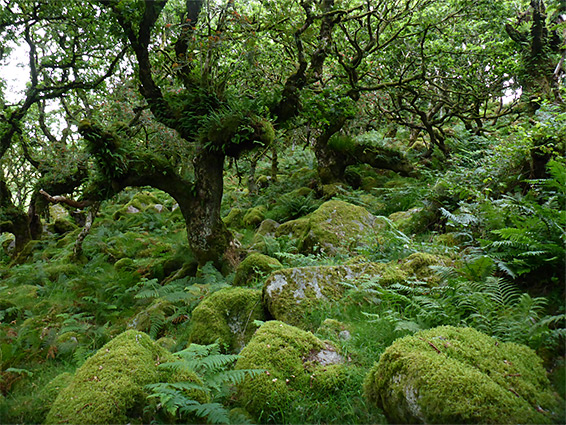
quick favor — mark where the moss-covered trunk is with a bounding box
[177,147,234,269]
[0,179,32,254]
[313,117,349,184]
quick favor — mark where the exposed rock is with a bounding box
[263,262,406,329]
[364,326,563,424]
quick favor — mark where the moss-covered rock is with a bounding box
[188,287,266,353]
[235,321,345,420]
[37,372,74,418]
[49,204,69,221]
[399,252,452,285]
[250,219,280,252]
[51,218,77,235]
[114,257,136,271]
[128,299,175,337]
[364,326,563,424]
[299,200,384,255]
[223,207,244,229]
[389,206,437,235]
[243,205,267,229]
[274,216,310,239]
[233,253,282,287]
[112,191,161,220]
[263,262,406,329]
[46,330,205,424]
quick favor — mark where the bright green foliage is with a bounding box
[360,256,565,351]
[364,326,563,424]
[146,342,263,424]
[481,159,566,279]
[45,330,202,424]
[233,252,282,287]
[188,287,266,352]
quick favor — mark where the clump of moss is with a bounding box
[235,321,345,420]
[46,330,205,424]
[300,200,383,255]
[36,372,74,418]
[233,252,282,287]
[243,205,267,229]
[399,252,451,284]
[112,191,161,220]
[223,207,244,229]
[389,207,437,235]
[364,326,563,424]
[188,287,266,353]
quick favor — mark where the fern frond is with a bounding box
[180,402,231,424]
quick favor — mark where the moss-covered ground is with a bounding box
[0,139,564,424]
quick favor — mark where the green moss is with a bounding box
[252,218,279,239]
[243,205,266,228]
[364,326,563,424]
[43,263,81,281]
[235,321,345,419]
[263,262,405,330]
[37,372,74,416]
[114,257,135,271]
[299,200,383,255]
[275,216,309,239]
[12,240,42,264]
[188,287,266,353]
[51,218,77,235]
[112,191,161,220]
[128,299,174,337]
[46,330,205,424]
[233,253,282,287]
[388,206,437,235]
[223,207,244,229]
[399,252,451,284]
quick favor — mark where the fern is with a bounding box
[147,342,263,424]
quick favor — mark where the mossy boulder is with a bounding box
[243,205,267,228]
[112,191,161,220]
[36,372,74,418]
[49,204,69,221]
[235,321,345,420]
[250,219,280,252]
[51,218,77,235]
[233,253,282,287]
[128,299,175,336]
[188,287,266,353]
[389,206,437,235]
[263,262,406,329]
[223,207,244,229]
[299,200,384,255]
[274,216,310,239]
[46,330,205,424]
[399,252,452,285]
[364,326,563,424]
